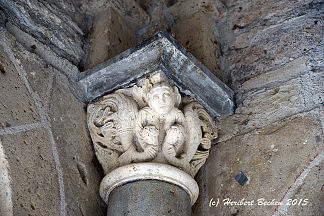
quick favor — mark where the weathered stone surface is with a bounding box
[169,0,223,22]
[240,57,308,92]
[299,71,324,107]
[85,8,137,70]
[237,79,305,121]
[172,12,223,80]
[80,33,234,118]
[217,67,323,143]
[228,7,323,87]
[0,32,40,129]
[211,0,324,143]
[286,159,324,216]
[226,0,321,29]
[45,0,88,32]
[5,22,80,81]
[3,37,55,112]
[211,0,323,90]
[0,1,111,215]
[0,129,60,216]
[81,0,149,30]
[206,113,323,215]
[0,0,322,215]
[217,78,305,142]
[0,0,85,66]
[184,0,324,214]
[136,0,174,41]
[49,74,105,216]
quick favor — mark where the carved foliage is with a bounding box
[87,76,217,176]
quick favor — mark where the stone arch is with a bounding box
[0,139,13,216]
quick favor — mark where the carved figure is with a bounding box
[87,72,217,177]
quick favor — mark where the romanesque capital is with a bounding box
[87,72,217,178]
[82,33,234,208]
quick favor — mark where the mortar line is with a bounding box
[237,68,312,103]
[0,37,46,121]
[0,38,66,216]
[45,124,66,216]
[216,104,323,144]
[43,73,54,113]
[0,138,13,216]
[272,151,324,216]
[298,72,308,109]
[0,122,47,136]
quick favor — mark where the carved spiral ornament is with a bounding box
[87,75,217,177]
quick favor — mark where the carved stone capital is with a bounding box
[83,33,234,208]
[87,72,217,178]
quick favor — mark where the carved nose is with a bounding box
[161,96,166,103]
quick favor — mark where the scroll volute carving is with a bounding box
[87,73,217,177]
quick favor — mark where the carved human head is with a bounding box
[147,82,180,115]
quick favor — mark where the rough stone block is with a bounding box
[85,8,137,69]
[17,54,54,111]
[45,0,87,31]
[300,71,324,107]
[226,0,319,29]
[0,129,60,216]
[217,78,307,142]
[5,23,79,81]
[0,34,40,129]
[218,65,324,143]
[81,0,149,30]
[49,74,105,215]
[0,34,57,112]
[137,1,174,41]
[169,0,222,21]
[228,11,323,86]
[241,57,308,92]
[172,12,223,80]
[0,0,85,66]
[206,113,323,215]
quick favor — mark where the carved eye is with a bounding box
[153,94,159,100]
[164,92,171,97]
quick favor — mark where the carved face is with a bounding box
[148,85,174,115]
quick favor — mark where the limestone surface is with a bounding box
[87,72,217,177]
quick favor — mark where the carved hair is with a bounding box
[144,81,181,108]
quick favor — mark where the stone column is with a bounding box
[107,180,190,216]
[82,33,234,216]
[87,72,215,215]
[102,164,194,216]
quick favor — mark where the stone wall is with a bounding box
[0,1,105,215]
[191,0,324,215]
[0,0,323,215]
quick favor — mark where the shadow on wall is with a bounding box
[0,139,13,216]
